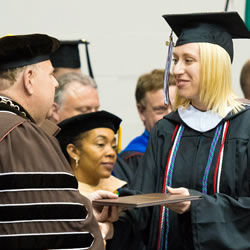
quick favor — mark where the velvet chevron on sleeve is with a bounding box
[0,111,104,250]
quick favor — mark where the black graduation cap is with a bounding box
[56,111,122,158]
[162,11,250,62]
[0,34,59,70]
[50,39,94,78]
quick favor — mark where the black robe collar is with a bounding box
[0,96,35,122]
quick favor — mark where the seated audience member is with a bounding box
[47,72,100,123]
[50,39,94,78]
[240,59,250,99]
[119,69,176,172]
[56,110,127,194]
[0,33,118,249]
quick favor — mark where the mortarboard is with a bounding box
[162,12,250,104]
[50,39,94,78]
[162,12,250,62]
[0,34,59,70]
[56,111,122,158]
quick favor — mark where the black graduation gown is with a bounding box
[119,150,144,173]
[113,156,135,185]
[111,106,250,250]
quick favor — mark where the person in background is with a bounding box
[56,111,127,245]
[50,39,94,78]
[47,72,100,123]
[240,59,250,99]
[119,69,176,172]
[47,38,98,123]
[109,12,250,250]
[0,33,118,249]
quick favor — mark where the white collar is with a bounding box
[178,105,232,132]
[0,110,16,115]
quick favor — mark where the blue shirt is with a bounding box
[121,130,149,154]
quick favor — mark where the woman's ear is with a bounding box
[22,66,35,95]
[66,143,80,161]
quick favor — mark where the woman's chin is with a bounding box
[101,171,112,179]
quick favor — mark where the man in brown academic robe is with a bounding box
[0,34,116,249]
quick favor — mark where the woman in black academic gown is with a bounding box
[109,12,250,250]
[56,110,126,195]
[56,111,127,245]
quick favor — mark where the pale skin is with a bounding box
[52,81,100,123]
[0,60,58,126]
[86,190,119,223]
[137,86,176,132]
[165,42,207,214]
[173,42,207,111]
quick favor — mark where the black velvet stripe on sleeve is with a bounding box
[0,173,78,190]
[0,232,94,249]
[0,203,88,221]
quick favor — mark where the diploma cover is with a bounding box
[92,193,201,208]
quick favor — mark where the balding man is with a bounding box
[0,34,116,249]
[48,72,100,123]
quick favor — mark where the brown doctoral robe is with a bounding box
[0,108,104,249]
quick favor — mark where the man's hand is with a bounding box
[87,190,121,222]
[165,186,191,214]
[94,205,121,223]
[86,189,118,201]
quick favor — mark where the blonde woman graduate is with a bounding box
[109,12,250,250]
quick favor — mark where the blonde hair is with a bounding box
[174,42,243,117]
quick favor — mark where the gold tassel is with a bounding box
[117,126,122,153]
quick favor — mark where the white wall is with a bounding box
[1,0,249,148]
